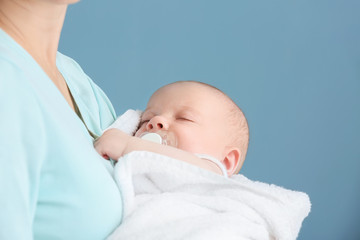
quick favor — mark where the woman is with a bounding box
[0,0,122,239]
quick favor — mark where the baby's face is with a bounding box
[135,82,231,161]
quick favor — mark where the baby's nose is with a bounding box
[146,116,168,131]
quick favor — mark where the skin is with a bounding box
[95,82,242,176]
[0,0,80,110]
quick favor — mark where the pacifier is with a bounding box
[139,131,177,148]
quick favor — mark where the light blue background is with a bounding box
[60,1,360,239]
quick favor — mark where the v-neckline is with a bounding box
[68,87,99,140]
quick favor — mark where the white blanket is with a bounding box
[108,151,311,240]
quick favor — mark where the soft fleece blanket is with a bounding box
[108,151,311,240]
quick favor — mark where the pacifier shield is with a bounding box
[139,131,177,147]
[140,132,163,144]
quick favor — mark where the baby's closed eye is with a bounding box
[176,114,196,123]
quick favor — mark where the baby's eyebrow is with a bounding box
[181,106,200,114]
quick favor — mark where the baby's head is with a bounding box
[135,81,249,176]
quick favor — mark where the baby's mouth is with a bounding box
[139,131,178,148]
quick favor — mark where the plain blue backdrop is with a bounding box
[60,1,360,239]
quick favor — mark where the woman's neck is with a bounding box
[0,0,67,67]
[0,1,77,111]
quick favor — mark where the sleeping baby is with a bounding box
[94,81,311,240]
[95,80,249,177]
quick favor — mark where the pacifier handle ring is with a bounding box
[195,153,228,178]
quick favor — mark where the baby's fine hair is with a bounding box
[172,80,250,173]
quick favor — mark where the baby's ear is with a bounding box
[222,147,243,176]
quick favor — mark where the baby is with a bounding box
[95,81,311,240]
[95,80,249,176]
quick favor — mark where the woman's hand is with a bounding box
[94,129,132,161]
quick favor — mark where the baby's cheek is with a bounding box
[179,133,214,155]
[176,136,200,153]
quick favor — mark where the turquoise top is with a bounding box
[0,29,123,239]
